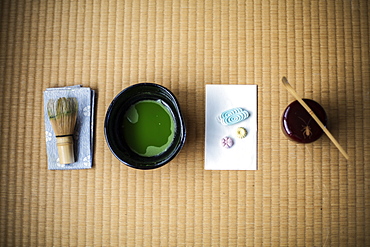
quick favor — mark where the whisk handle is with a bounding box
[56,135,75,164]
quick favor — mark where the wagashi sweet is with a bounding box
[236,127,247,139]
[221,136,234,148]
[218,107,249,126]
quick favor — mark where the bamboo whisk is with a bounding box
[47,97,78,164]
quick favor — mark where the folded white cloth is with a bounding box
[44,85,95,170]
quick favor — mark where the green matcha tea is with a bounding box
[122,100,175,157]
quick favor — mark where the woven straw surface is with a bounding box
[0,0,369,246]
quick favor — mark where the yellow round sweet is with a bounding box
[236,127,247,138]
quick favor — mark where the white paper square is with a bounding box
[205,84,257,170]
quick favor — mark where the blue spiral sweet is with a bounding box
[218,107,249,125]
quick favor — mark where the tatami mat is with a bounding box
[0,0,369,246]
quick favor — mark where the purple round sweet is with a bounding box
[221,136,234,148]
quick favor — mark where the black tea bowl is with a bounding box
[104,83,186,170]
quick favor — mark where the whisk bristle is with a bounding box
[47,97,78,136]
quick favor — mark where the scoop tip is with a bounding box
[282,76,289,84]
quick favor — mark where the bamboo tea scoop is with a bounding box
[282,77,349,160]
